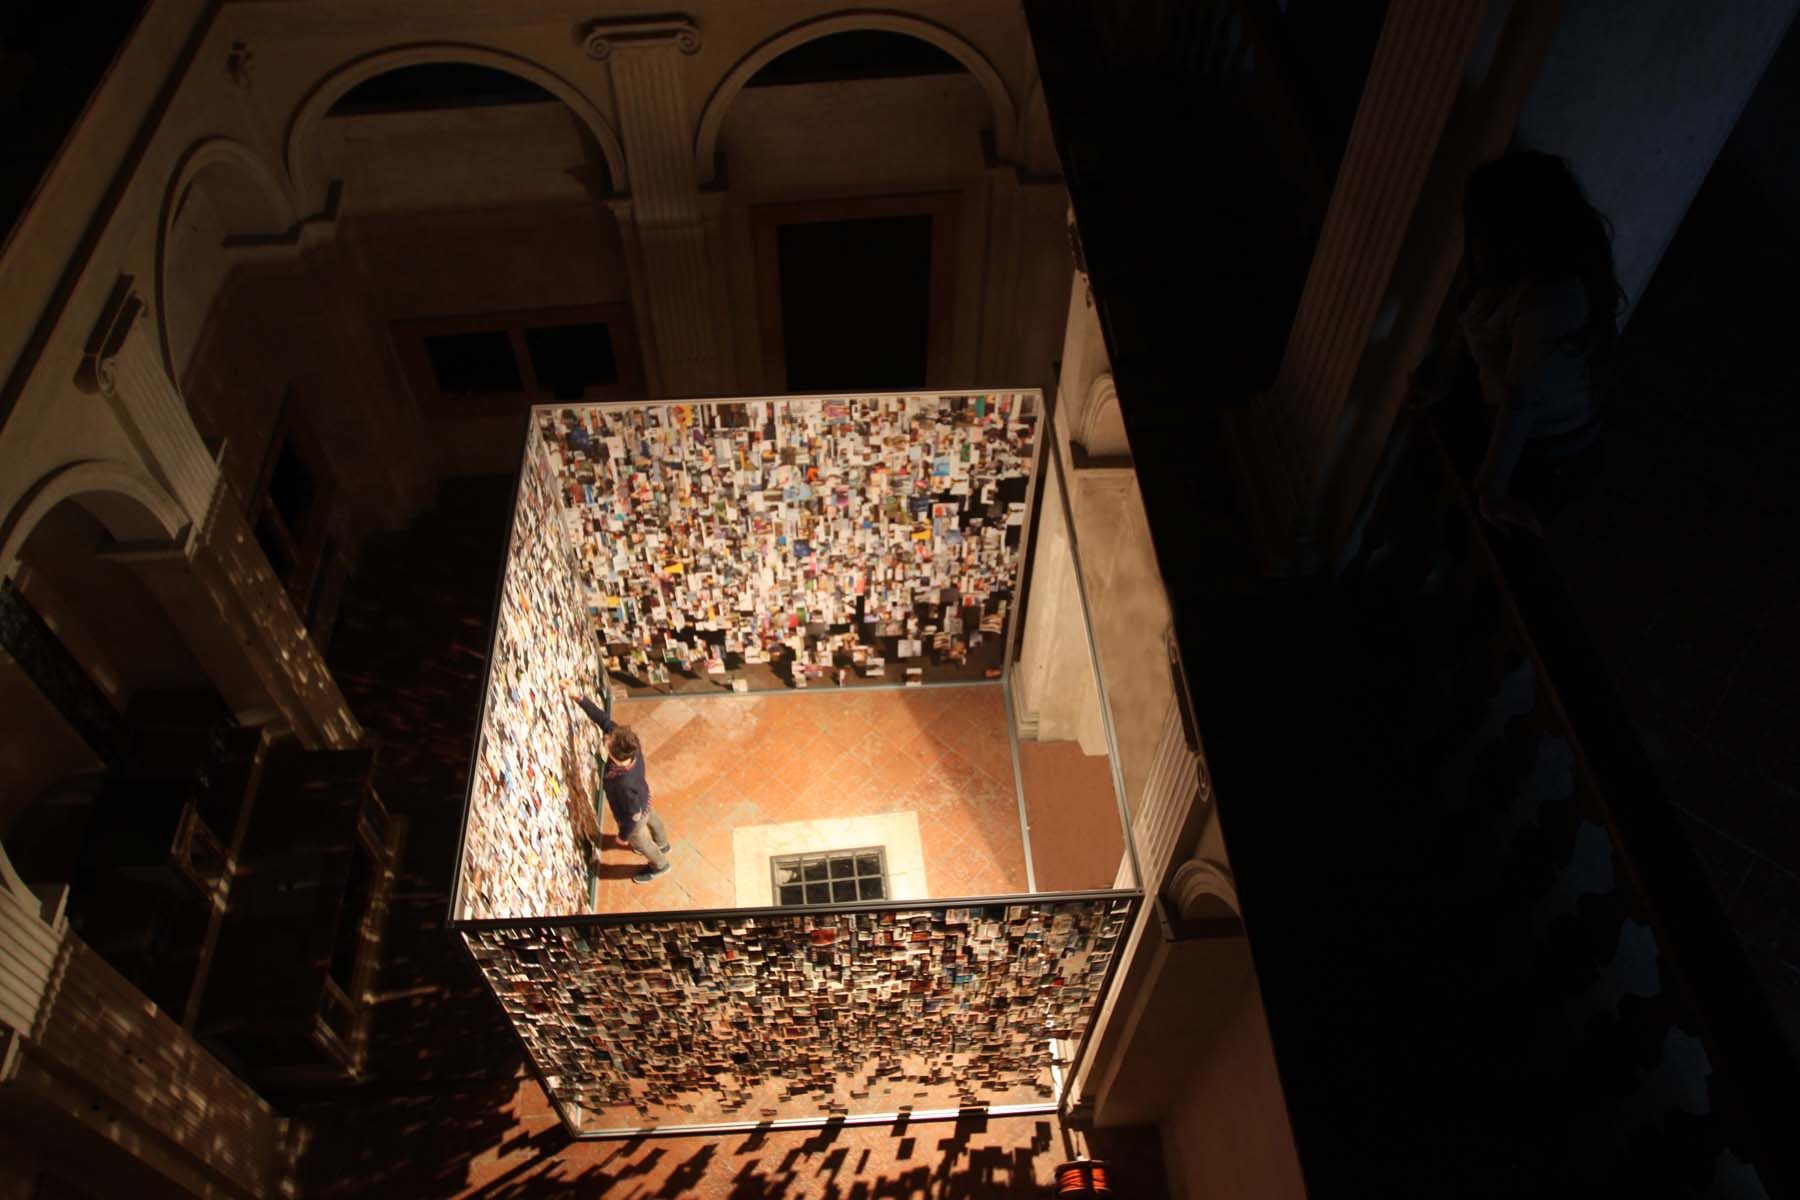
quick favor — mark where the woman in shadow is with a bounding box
[1419,151,1625,536]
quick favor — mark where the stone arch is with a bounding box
[283,44,628,204]
[693,13,1017,186]
[0,461,190,580]
[1167,856,1241,922]
[154,136,299,383]
[1076,373,1130,457]
[1018,76,1060,177]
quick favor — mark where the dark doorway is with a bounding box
[776,215,934,391]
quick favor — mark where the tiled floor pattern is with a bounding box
[1018,740,1126,892]
[592,685,1029,912]
[446,1078,1171,1199]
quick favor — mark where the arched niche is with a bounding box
[694,13,1017,187]
[155,137,299,385]
[1168,856,1242,923]
[1018,77,1061,178]
[0,460,189,580]
[1077,373,1131,458]
[0,463,203,825]
[283,44,627,207]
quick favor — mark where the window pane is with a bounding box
[267,440,317,535]
[330,62,556,115]
[804,882,830,904]
[858,877,884,900]
[779,884,803,906]
[829,856,854,879]
[254,509,296,581]
[832,880,857,902]
[525,323,619,399]
[855,854,881,877]
[426,330,522,396]
[802,860,828,882]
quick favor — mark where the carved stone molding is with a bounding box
[1077,373,1130,458]
[583,12,723,393]
[73,278,143,397]
[580,15,701,60]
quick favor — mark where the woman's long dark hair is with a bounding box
[1463,150,1625,353]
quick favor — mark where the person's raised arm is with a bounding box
[565,683,615,733]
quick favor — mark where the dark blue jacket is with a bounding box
[576,697,650,831]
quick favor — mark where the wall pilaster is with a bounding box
[585,16,727,397]
[1226,0,1489,573]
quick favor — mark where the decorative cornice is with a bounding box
[580,15,700,60]
[73,277,144,397]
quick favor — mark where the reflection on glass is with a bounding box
[1009,445,1137,893]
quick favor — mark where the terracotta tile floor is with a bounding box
[592,685,1029,912]
[1016,741,1125,892]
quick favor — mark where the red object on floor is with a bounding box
[1055,1158,1111,1196]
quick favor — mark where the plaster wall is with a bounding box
[1158,942,1308,1200]
[319,103,602,212]
[719,75,992,196]
[1516,0,1800,319]
[346,206,629,320]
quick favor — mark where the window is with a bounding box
[525,323,619,400]
[328,62,556,115]
[772,848,888,907]
[251,403,339,640]
[425,330,522,398]
[746,31,964,88]
[253,439,319,585]
[753,194,959,393]
[395,305,644,420]
[777,215,934,391]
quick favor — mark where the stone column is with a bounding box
[74,280,219,526]
[1224,0,1490,573]
[584,16,727,397]
[72,284,361,748]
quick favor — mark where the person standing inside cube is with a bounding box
[566,685,671,883]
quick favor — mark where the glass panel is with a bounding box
[779,884,803,906]
[831,880,856,902]
[465,897,1137,1133]
[1009,435,1138,891]
[805,882,829,904]
[457,392,1124,921]
[858,877,884,900]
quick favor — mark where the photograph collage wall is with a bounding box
[465,897,1132,1128]
[535,394,1037,689]
[458,435,600,922]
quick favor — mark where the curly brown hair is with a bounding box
[606,725,641,764]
